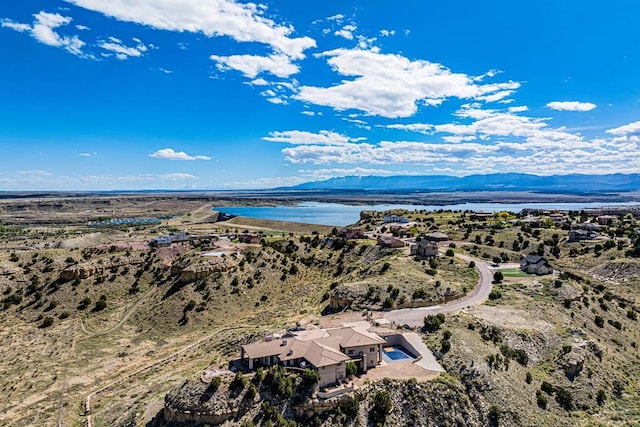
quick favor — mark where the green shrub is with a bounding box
[536,390,548,409]
[346,361,358,377]
[369,391,392,426]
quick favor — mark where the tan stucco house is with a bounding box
[240,326,385,388]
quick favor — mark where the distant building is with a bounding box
[520,255,553,275]
[424,232,449,242]
[469,212,493,221]
[383,214,409,224]
[411,238,439,258]
[377,236,406,248]
[338,227,365,240]
[238,234,260,244]
[149,231,189,248]
[568,229,598,242]
[596,215,618,225]
[548,213,566,223]
[574,222,602,232]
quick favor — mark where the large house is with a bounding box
[338,227,365,240]
[411,238,439,258]
[383,214,409,224]
[149,231,189,248]
[238,234,261,244]
[569,229,598,242]
[240,326,385,388]
[520,255,553,275]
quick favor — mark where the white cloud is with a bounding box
[149,148,211,161]
[99,37,148,60]
[273,101,640,176]
[160,173,197,181]
[335,24,357,40]
[75,24,89,30]
[1,20,31,32]
[387,123,433,134]
[211,53,299,78]
[606,121,640,136]
[16,169,53,176]
[508,106,529,113]
[380,29,395,37]
[546,101,597,112]
[64,0,316,59]
[249,78,269,86]
[2,11,86,56]
[325,14,345,22]
[263,130,363,145]
[476,90,514,103]
[295,48,521,118]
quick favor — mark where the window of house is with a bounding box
[348,349,354,355]
[370,347,375,352]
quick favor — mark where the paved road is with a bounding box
[384,254,495,327]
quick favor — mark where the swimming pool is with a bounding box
[382,346,416,363]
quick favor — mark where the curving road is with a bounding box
[384,254,495,327]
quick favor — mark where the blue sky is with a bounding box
[1,1,639,190]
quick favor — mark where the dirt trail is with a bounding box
[81,324,249,425]
[80,286,159,336]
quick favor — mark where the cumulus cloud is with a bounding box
[386,123,433,134]
[508,106,529,113]
[606,121,640,136]
[335,24,357,40]
[2,11,86,56]
[211,53,300,78]
[149,148,211,161]
[295,48,521,118]
[160,173,197,181]
[64,0,316,77]
[272,100,640,176]
[546,101,596,112]
[99,36,148,59]
[263,130,364,145]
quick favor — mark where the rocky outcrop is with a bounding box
[60,259,144,280]
[178,260,233,283]
[559,347,585,380]
[591,261,640,283]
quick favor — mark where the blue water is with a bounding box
[382,346,415,362]
[214,201,640,227]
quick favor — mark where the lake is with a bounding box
[215,201,640,227]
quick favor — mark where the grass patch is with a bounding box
[498,268,530,278]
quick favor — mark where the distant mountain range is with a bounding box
[282,173,640,193]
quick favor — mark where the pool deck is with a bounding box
[402,332,444,372]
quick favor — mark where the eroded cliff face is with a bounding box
[156,375,490,427]
[169,257,237,283]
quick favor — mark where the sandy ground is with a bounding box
[462,305,553,332]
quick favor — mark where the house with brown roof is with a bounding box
[238,234,260,244]
[338,227,365,240]
[240,326,385,388]
[377,236,406,248]
[423,232,449,242]
[411,238,439,258]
